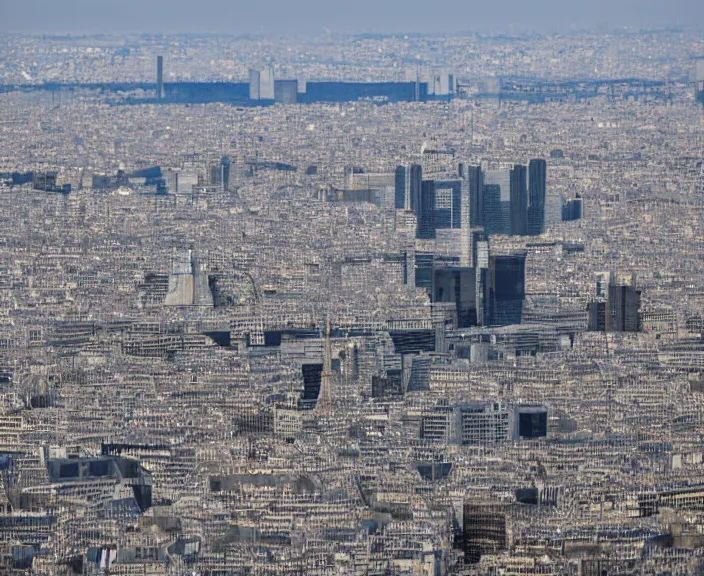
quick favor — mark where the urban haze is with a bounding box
[1,6,704,576]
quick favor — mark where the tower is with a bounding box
[156,56,163,100]
[466,165,484,228]
[510,164,527,236]
[249,69,261,100]
[315,316,333,416]
[220,156,230,193]
[528,159,546,235]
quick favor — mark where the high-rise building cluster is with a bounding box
[396,159,547,239]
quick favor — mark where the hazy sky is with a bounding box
[1,0,702,36]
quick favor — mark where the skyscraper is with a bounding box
[463,502,508,564]
[260,67,275,100]
[249,69,261,100]
[608,278,641,333]
[528,159,547,235]
[433,180,464,230]
[416,179,467,239]
[489,253,526,326]
[587,273,642,333]
[466,165,484,228]
[417,180,436,239]
[220,156,230,193]
[249,67,274,100]
[483,170,512,236]
[156,56,164,100]
[562,193,582,222]
[510,164,528,236]
[466,161,547,237]
[394,164,422,210]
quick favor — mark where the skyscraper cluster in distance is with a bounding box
[396,159,547,239]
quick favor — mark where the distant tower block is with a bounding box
[315,317,334,416]
[220,156,230,192]
[156,56,164,100]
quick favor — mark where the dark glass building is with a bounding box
[562,194,583,221]
[416,178,466,239]
[510,164,528,236]
[417,180,437,239]
[489,253,526,326]
[156,56,164,100]
[587,274,641,333]
[515,406,548,439]
[463,503,508,564]
[527,159,546,235]
[466,165,484,228]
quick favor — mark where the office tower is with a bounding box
[587,301,606,331]
[608,278,641,332]
[414,68,421,102]
[156,56,163,100]
[483,170,512,235]
[301,363,323,406]
[466,165,484,228]
[417,180,436,239]
[409,164,423,210]
[394,164,422,210]
[463,502,508,564]
[274,80,298,104]
[489,253,526,326]
[587,274,642,332]
[432,268,476,328]
[433,180,464,230]
[510,164,528,236]
[416,179,467,239]
[249,69,261,100]
[249,67,274,100]
[220,157,230,192]
[562,193,583,221]
[527,159,546,235]
[474,239,490,326]
[457,402,510,444]
[207,157,230,192]
[427,69,452,97]
[259,67,275,100]
[394,166,407,209]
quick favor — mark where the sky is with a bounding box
[1,0,702,36]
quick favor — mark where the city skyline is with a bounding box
[1,22,704,576]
